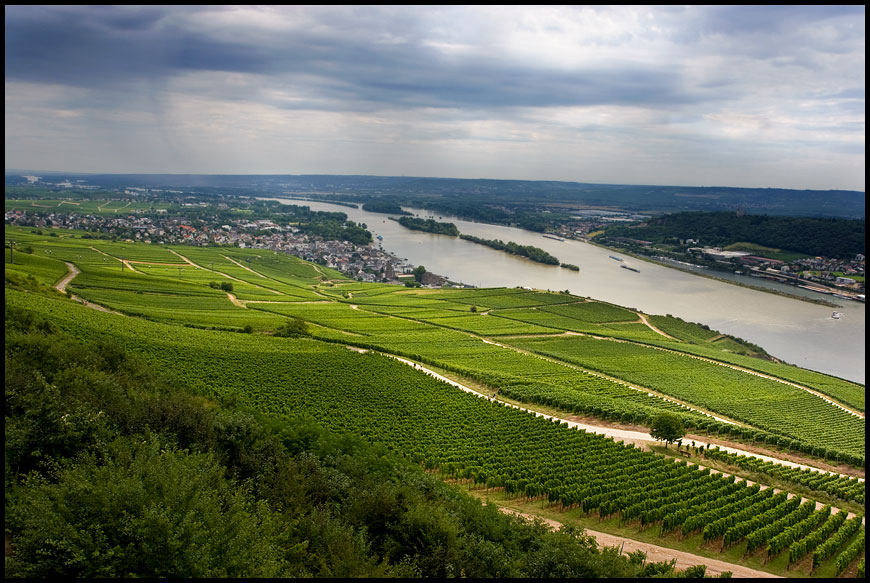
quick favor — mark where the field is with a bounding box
[4,226,866,577]
[5,197,172,215]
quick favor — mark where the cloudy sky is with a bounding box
[4,5,865,190]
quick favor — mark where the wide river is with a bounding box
[266,198,865,384]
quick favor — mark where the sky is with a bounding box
[4,5,865,191]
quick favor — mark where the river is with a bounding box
[264,198,865,384]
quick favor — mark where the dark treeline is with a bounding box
[361,198,412,215]
[395,216,460,236]
[400,199,562,232]
[460,235,561,265]
[600,212,865,258]
[5,300,714,579]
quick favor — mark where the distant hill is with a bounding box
[5,172,865,219]
[599,212,865,258]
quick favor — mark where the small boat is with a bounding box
[831,311,842,319]
[609,255,624,262]
[621,265,639,273]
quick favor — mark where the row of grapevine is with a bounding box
[834,530,865,575]
[743,499,815,552]
[766,505,830,558]
[788,511,847,564]
[813,515,864,567]
[700,446,864,504]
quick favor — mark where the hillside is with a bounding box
[4,225,866,578]
[597,212,866,259]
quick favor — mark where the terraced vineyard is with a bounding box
[505,335,865,463]
[4,286,865,578]
[5,226,865,466]
[4,227,866,577]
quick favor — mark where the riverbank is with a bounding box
[582,238,844,308]
[263,196,866,384]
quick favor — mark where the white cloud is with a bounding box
[4,5,864,190]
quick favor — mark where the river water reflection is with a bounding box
[265,198,865,384]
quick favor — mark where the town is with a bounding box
[4,205,454,288]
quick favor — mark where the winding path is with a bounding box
[54,262,80,292]
[635,311,678,340]
[54,262,123,315]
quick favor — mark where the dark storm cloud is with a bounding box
[4,5,864,189]
[4,5,705,111]
[4,6,269,85]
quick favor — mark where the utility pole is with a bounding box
[8,240,15,264]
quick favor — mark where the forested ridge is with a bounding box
[600,212,865,258]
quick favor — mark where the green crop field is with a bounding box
[5,227,866,578]
[5,226,864,466]
[4,284,865,578]
[506,335,864,461]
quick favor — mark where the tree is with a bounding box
[274,317,309,337]
[649,413,685,448]
[413,265,426,283]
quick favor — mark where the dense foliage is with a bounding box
[361,199,412,215]
[396,216,460,236]
[459,235,561,265]
[5,301,681,578]
[649,413,686,447]
[599,212,865,258]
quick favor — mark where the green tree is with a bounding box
[274,317,309,337]
[649,413,686,448]
[413,265,427,283]
[5,436,285,578]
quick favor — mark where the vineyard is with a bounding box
[4,226,866,577]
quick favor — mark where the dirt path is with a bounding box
[226,293,246,308]
[55,262,80,292]
[635,311,678,340]
[221,254,273,281]
[168,249,281,295]
[88,246,140,273]
[495,507,781,578]
[381,352,862,487]
[54,262,125,315]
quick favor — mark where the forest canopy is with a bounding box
[599,212,865,258]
